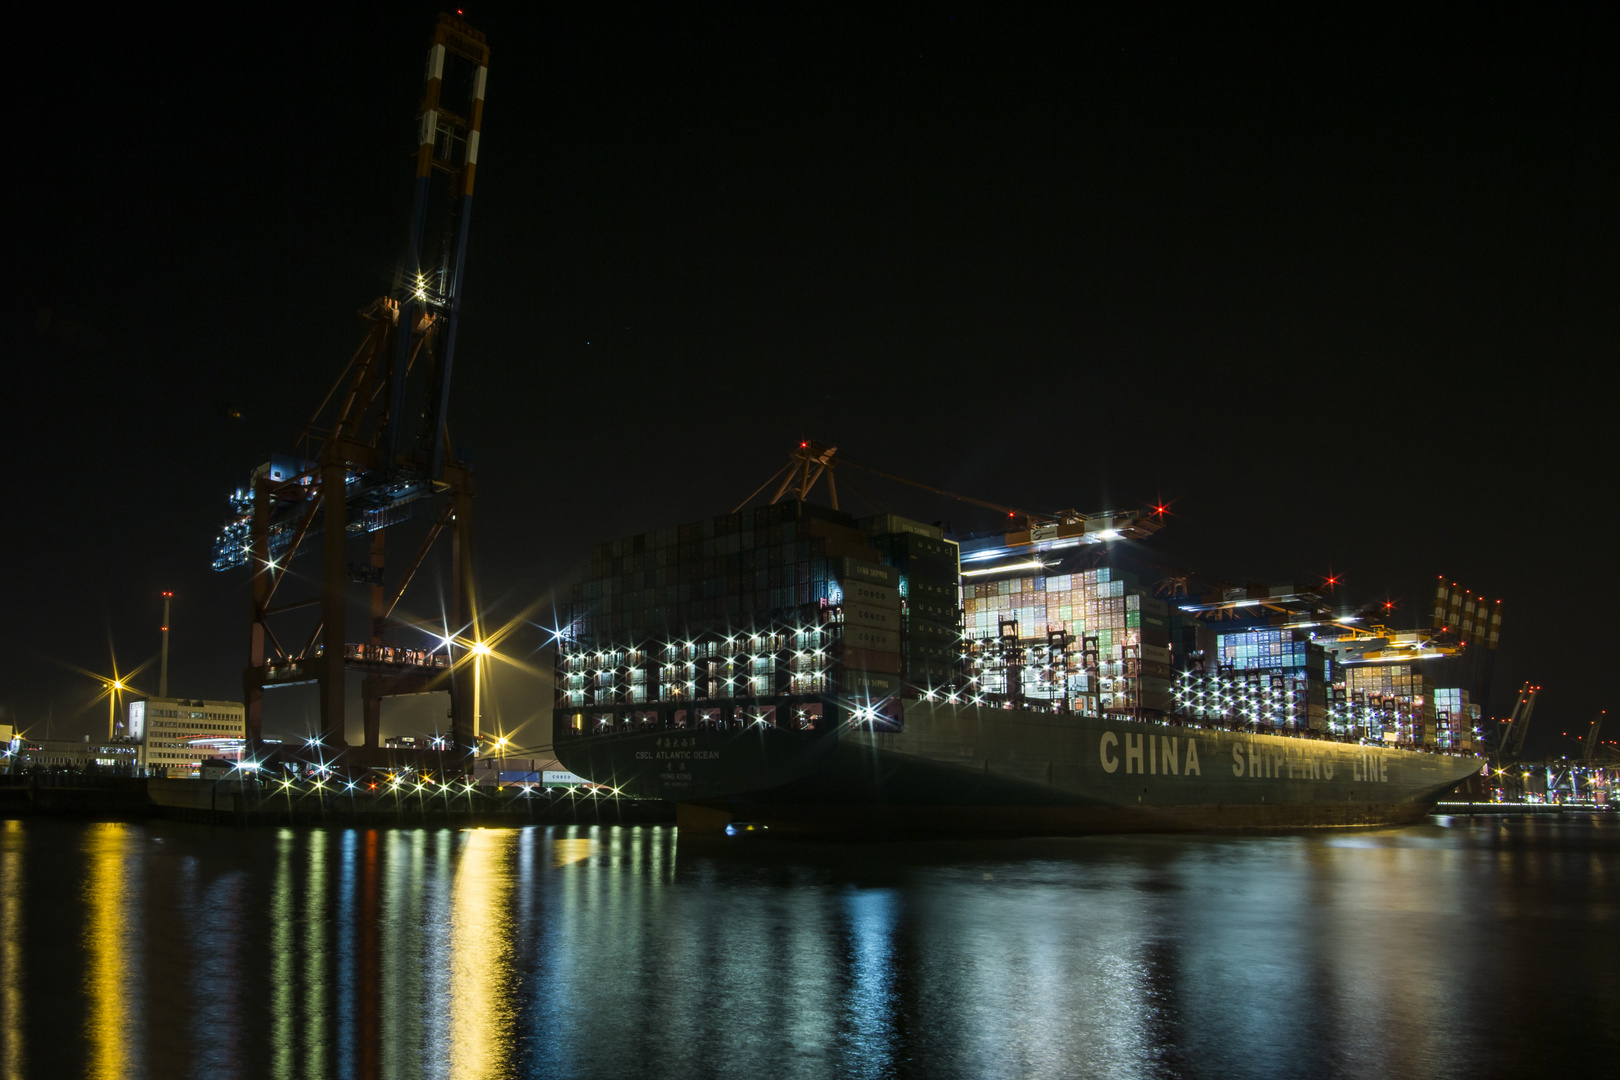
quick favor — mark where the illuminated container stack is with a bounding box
[1169,627,1333,732]
[1214,626,1326,673]
[1431,687,1479,751]
[961,567,1174,716]
[1344,664,1439,745]
[1221,628,1330,732]
[1155,582,1377,734]
[1174,668,1325,732]
[558,502,960,735]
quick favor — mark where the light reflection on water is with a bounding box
[271,828,293,1080]
[0,817,1614,1079]
[450,829,517,1080]
[1,821,24,1080]
[83,822,140,1080]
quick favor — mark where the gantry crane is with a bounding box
[1535,709,1611,803]
[210,14,490,764]
[1496,682,1540,764]
[1584,710,1610,765]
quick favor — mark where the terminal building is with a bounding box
[131,698,246,777]
[5,737,139,773]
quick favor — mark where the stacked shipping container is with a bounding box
[557,502,961,735]
[867,522,962,688]
[1165,616,1340,734]
[960,567,1173,716]
[557,502,1482,749]
[1167,630,1450,743]
[1215,628,1330,674]
[1173,667,1329,732]
[1342,663,1439,745]
[1431,686,1480,751]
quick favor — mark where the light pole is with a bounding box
[489,733,509,786]
[107,680,125,741]
[471,641,492,743]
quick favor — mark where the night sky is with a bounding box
[9,3,1615,757]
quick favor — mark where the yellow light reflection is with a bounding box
[2,821,23,1080]
[551,837,595,868]
[271,829,293,1080]
[450,829,517,1079]
[83,823,135,1080]
[305,829,327,1076]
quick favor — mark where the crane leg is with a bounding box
[449,489,475,765]
[319,459,349,747]
[363,529,387,749]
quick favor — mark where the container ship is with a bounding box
[552,453,1485,836]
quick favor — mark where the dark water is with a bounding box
[0,815,1615,1079]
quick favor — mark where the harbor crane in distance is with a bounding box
[1495,682,1540,765]
[1583,710,1606,765]
[209,13,490,766]
[1537,709,1613,803]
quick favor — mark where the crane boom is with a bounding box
[739,441,1045,519]
[383,16,489,477]
[1498,682,1540,762]
[211,13,489,575]
[1584,710,1606,765]
[834,454,1047,520]
[742,440,1156,528]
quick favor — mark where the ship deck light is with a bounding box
[962,559,1046,578]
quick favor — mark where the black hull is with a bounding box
[555,700,1482,838]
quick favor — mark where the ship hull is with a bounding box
[555,700,1482,838]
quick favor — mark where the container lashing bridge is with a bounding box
[210,14,490,766]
